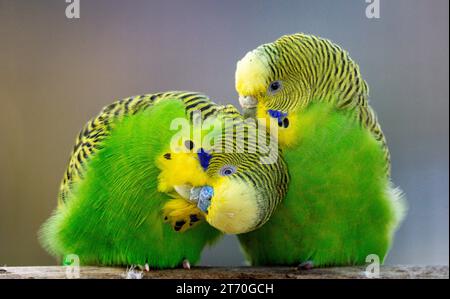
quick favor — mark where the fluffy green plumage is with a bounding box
[40,98,221,268]
[235,33,405,267]
[238,103,405,266]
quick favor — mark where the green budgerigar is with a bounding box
[235,33,406,267]
[40,91,288,269]
[40,92,223,269]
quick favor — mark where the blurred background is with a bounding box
[0,0,448,266]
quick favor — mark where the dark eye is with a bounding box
[219,165,237,176]
[184,140,194,150]
[268,81,282,94]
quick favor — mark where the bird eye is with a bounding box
[268,80,282,94]
[184,140,194,150]
[219,165,237,176]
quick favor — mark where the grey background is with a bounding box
[0,0,448,266]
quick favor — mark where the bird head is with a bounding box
[197,144,289,234]
[235,33,365,147]
[235,34,312,115]
[159,118,289,234]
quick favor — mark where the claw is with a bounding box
[182,259,191,270]
[297,260,314,270]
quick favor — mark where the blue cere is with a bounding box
[197,148,212,171]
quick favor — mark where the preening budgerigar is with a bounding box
[40,91,288,269]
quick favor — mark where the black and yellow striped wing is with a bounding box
[58,91,240,206]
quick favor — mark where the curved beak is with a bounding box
[173,184,214,214]
[173,184,192,200]
[238,95,258,109]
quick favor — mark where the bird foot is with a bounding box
[297,260,314,270]
[134,263,150,272]
[123,265,144,279]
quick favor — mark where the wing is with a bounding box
[57,91,241,206]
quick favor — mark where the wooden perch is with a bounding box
[0,265,447,279]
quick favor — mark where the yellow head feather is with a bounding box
[156,151,208,193]
[206,178,259,234]
[235,48,270,96]
[255,102,300,149]
[157,150,210,233]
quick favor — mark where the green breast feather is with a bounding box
[238,103,406,267]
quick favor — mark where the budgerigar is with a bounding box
[40,91,288,269]
[184,110,289,234]
[235,33,406,267]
